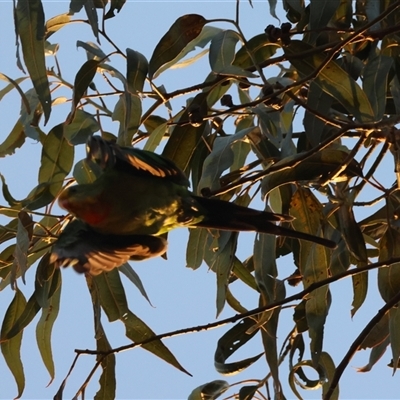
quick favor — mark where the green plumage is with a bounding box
[58,136,336,248]
[52,135,336,275]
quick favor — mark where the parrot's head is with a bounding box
[58,185,110,226]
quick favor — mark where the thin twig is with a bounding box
[324,289,400,400]
[75,257,400,357]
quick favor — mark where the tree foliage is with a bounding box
[2,0,400,398]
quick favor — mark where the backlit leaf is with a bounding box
[188,380,229,400]
[209,30,257,78]
[16,0,51,123]
[67,59,99,123]
[149,14,207,79]
[38,123,74,197]
[363,55,393,120]
[2,292,41,340]
[93,321,116,400]
[214,318,263,375]
[0,289,26,398]
[64,109,100,145]
[285,40,374,122]
[94,270,190,374]
[233,34,278,70]
[36,268,61,382]
[126,48,148,93]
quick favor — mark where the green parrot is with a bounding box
[57,136,336,249]
[50,219,167,275]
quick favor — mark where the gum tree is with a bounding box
[1,0,400,399]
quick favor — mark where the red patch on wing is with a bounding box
[58,194,109,226]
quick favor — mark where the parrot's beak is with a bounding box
[58,190,69,211]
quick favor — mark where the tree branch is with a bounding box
[76,257,400,357]
[324,289,400,400]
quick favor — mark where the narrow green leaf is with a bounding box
[94,269,190,375]
[209,30,256,78]
[254,231,285,392]
[267,0,279,21]
[389,307,400,373]
[261,149,362,196]
[239,385,258,400]
[104,0,126,19]
[0,76,28,102]
[36,268,61,383]
[0,289,26,398]
[149,26,218,78]
[204,231,237,317]
[306,285,330,366]
[186,228,209,270]
[64,109,100,145]
[10,181,55,211]
[253,233,277,314]
[126,48,148,93]
[231,257,257,290]
[284,40,374,122]
[94,269,129,322]
[143,122,168,152]
[214,318,262,375]
[357,337,389,372]
[337,203,368,315]
[304,82,334,146]
[363,55,393,120]
[19,88,44,141]
[69,0,86,14]
[119,263,153,305]
[0,174,23,209]
[84,0,99,41]
[112,93,142,146]
[124,309,191,375]
[233,34,278,70]
[198,126,255,192]
[34,253,56,308]
[171,48,209,70]
[0,73,30,114]
[0,120,26,157]
[12,211,32,284]
[309,0,340,30]
[360,312,389,349]
[162,92,209,173]
[320,352,339,400]
[77,40,109,60]
[149,14,207,79]
[16,0,51,123]
[289,359,326,397]
[45,13,71,39]
[225,287,248,314]
[0,219,18,245]
[67,59,99,123]
[378,227,400,303]
[93,322,116,400]
[260,284,285,394]
[3,293,41,340]
[73,158,102,184]
[188,380,229,400]
[290,188,331,365]
[38,123,74,197]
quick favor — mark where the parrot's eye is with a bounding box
[68,186,78,193]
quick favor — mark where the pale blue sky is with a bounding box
[0,1,398,399]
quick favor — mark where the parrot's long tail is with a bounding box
[192,196,336,249]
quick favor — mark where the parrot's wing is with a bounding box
[86,135,189,186]
[50,220,167,275]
